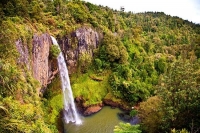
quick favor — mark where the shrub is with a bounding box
[94,58,102,70]
[49,45,60,59]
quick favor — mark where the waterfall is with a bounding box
[51,36,82,125]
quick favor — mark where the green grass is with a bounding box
[71,71,110,106]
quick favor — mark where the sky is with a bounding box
[85,0,200,24]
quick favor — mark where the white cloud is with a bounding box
[85,0,200,24]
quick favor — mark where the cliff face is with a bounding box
[32,34,52,90]
[15,39,30,69]
[15,27,99,92]
[15,33,55,93]
[59,27,100,73]
[76,27,99,53]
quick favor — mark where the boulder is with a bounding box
[75,96,104,116]
[83,105,102,116]
[103,99,131,111]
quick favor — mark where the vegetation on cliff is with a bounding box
[0,0,200,132]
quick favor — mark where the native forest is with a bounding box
[0,0,200,133]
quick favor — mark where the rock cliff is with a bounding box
[15,27,99,93]
[58,27,100,73]
[16,33,57,94]
[15,39,30,69]
[32,34,51,90]
[75,96,103,116]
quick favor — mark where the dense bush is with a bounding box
[0,97,52,133]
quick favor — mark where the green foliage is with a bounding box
[130,110,138,117]
[71,71,110,106]
[0,60,39,100]
[156,59,200,131]
[48,94,63,124]
[94,58,103,70]
[1,0,29,17]
[114,123,142,133]
[138,96,164,133]
[0,60,20,96]
[78,52,92,73]
[171,128,189,133]
[42,77,62,132]
[0,1,200,132]
[0,97,52,133]
[29,0,44,21]
[44,77,62,98]
[49,45,60,59]
[154,56,167,74]
[109,63,153,103]
[66,2,88,23]
[98,33,129,64]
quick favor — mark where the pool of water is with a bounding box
[64,106,124,133]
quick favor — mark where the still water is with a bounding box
[64,106,124,133]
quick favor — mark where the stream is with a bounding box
[64,106,124,133]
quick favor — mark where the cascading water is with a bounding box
[51,36,82,125]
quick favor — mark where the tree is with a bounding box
[138,96,164,133]
[67,2,88,23]
[2,0,29,17]
[154,57,167,74]
[29,0,44,21]
[157,59,200,131]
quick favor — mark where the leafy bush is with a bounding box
[78,52,92,73]
[49,45,60,59]
[130,110,138,117]
[154,57,167,74]
[138,96,163,133]
[94,58,102,70]
[0,97,52,133]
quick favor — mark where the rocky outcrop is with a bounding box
[15,39,30,69]
[103,99,119,108]
[16,33,58,94]
[75,96,103,116]
[76,27,99,53]
[83,106,102,116]
[103,99,131,111]
[59,27,100,74]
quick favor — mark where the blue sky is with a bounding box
[85,0,200,24]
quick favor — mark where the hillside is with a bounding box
[0,0,200,132]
